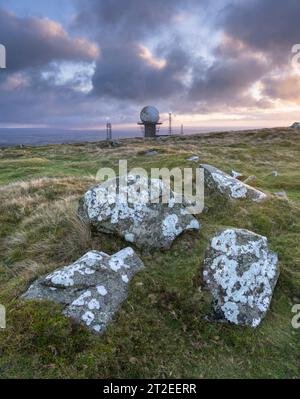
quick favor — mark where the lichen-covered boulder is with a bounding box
[203,228,279,328]
[22,248,144,334]
[200,164,267,201]
[79,175,200,250]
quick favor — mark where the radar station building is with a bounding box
[138,105,162,137]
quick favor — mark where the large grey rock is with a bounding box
[203,228,279,328]
[79,175,200,250]
[22,248,144,334]
[200,164,267,201]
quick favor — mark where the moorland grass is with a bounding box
[0,127,299,378]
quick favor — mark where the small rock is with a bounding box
[274,191,288,199]
[79,175,200,250]
[22,249,144,334]
[200,164,267,202]
[110,140,121,148]
[271,171,278,177]
[203,228,279,328]
[145,149,158,156]
[187,155,199,162]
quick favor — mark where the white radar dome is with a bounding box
[140,106,160,124]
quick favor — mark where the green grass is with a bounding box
[0,127,300,378]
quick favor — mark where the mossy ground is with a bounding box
[0,127,299,378]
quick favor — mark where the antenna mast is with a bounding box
[106,121,112,141]
[168,112,172,135]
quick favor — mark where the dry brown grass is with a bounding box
[3,197,95,276]
[0,176,98,285]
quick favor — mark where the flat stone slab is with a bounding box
[203,228,279,327]
[22,248,144,334]
[187,155,199,162]
[145,150,158,156]
[79,175,200,250]
[200,164,267,201]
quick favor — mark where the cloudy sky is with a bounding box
[0,0,300,134]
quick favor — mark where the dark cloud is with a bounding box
[221,0,300,64]
[0,7,99,73]
[1,0,299,129]
[187,0,300,108]
[72,0,200,101]
[73,0,199,40]
[0,77,124,127]
[190,54,268,104]
[91,41,191,101]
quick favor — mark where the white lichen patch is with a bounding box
[82,311,94,326]
[88,299,100,310]
[45,252,102,287]
[221,301,239,324]
[109,247,134,272]
[46,264,80,287]
[186,219,200,230]
[84,268,96,275]
[125,233,135,243]
[97,285,108,296]
[162,214,183,239]
[211,172,247,199]
[71,290,92,307]
[93,324,102,333]
[80,251,105,266]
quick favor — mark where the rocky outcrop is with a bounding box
[203,228,279,328]
[79,175,200,250]
[200,164,267,201]
[22,248,144,334]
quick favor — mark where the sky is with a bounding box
[1,0,300,134]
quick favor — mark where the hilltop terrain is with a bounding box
[0,127,299,378]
